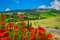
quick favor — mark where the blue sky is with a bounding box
[0,0,57,12]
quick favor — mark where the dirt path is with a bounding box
[45,28,60,40]
[45,28,60,35]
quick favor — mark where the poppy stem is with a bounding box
[28,19,29,29]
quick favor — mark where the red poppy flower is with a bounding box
[21,21,26,25]
[47,33,52,39]
[36,27,46,33]
[30,34,36,40]
[24,37,28,40]
[0,20,5,25]
[14,34,18,39]
[41,34,46,40]
[0,33,4,37]
[14,26,19,31]
[8,22,14,29]
[35,27,46,35]
[21,28,26,32]
[29,26,34,31]
[4,33,9,37]
[15,26,19,29]
[18,16,23,20]
[1,37,11,40]
[14,29,18,32]
[35,28,40,32]
[9,22,13,26]
[26,30,30,33]
[39,27,46,32]
[0,28,8,37]
[1,14,6,20]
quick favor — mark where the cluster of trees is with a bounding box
[24,10,58,20]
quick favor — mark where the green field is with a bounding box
[29,16,60,29]
[0,11,60,30]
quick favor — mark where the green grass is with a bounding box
[28,16,60,29]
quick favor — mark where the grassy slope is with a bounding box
[29,16,60,29]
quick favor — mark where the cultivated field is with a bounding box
[29,16,60,29]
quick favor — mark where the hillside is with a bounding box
[29,16,60,30]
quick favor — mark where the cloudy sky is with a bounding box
[0,0,60,12]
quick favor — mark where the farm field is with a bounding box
[28,16,60,29]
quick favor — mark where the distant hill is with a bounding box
[0,8,60,13]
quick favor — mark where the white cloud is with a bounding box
[51,0,60,10]
[38,5,46,9]
[38,0,60,10]
[5,8,10,11]
[38,5,51,9]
